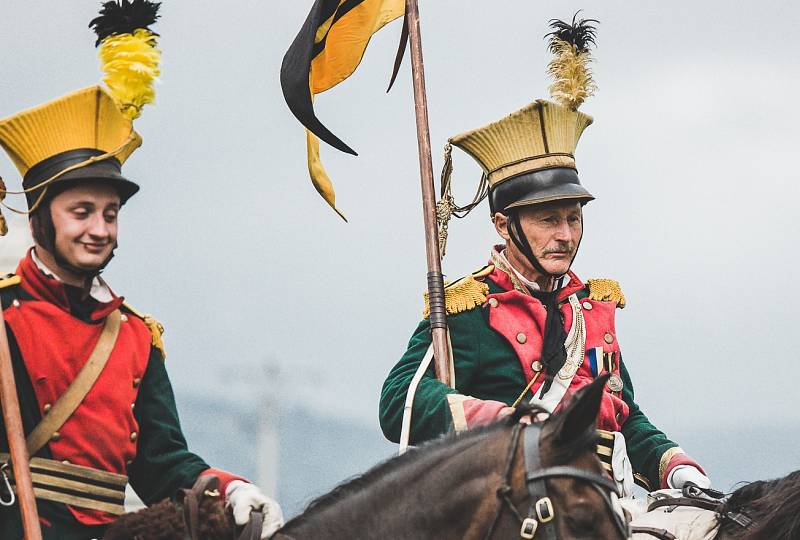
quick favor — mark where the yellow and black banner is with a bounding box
[281,0,405,220]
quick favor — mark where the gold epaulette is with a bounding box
[586,278,626,308]
[122,302,167,360]
[423,265,494,319]
[0,274,21,289]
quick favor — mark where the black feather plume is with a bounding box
[89,0,161,46]
[546,11,598,54]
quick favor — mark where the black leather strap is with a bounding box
[630,526,678,540]
[523,425,558,540]
[647,496,721,514]
[238,510,266,540]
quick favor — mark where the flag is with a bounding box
[281,0,405,220]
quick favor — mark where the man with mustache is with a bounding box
[379,17,709,495]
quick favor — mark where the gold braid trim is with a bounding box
[634,473,653,492]
[0,274,21,289]
[586,278,626,308]
[423,273,490,319]
[659,446,685,486]
[123,302,166,360]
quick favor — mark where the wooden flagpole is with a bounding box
[0,308,42,540]
[405,0,452,387]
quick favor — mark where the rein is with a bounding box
[177,475,264,540]
[631,484,755,539]
[484,422,629,540]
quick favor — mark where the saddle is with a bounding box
[631,484,752,540]
[178,475,265,540]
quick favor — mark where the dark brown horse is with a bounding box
[713,470,800,539]
[106,376,627,539]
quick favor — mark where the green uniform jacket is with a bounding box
[380,256,702,490]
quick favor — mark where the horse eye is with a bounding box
[565,514,597,536]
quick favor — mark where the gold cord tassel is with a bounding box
[436,143,455,258]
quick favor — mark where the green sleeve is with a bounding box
[619,357,679,489]
[127,347,209,504]
[379,310,484,444]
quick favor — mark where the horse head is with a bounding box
[529,373,630,539]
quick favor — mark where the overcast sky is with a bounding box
[2,0,799,481]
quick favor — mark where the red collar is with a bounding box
[16,249,124,321]
[488,245,585,302]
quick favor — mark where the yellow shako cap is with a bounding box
[0,0,161,236]
[443,14,599,215]
[450,100,593,212]
[0,86,142,209]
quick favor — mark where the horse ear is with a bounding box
[549,374,609,450]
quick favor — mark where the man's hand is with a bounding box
[496,407,515,419]
[668,466,711,490]
[496,406,534,424]
[226,480,285,539]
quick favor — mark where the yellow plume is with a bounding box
[547,38,596,110]
[98,29,161,120]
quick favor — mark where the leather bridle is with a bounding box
[177,475,264,540]
[484,422,630,540]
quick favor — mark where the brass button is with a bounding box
[131,403,136,411]
[531,360,543,372]
[51,431,60,442]
[488,298,499,308]
[604,333,614,344]
[12,299,20,308]
[120,314,128,322]
[43,403,52,414]
[516,333,527,344]
[130,432,138,442]
[62,459,70,465]
[126,459,133,466]
[582,301,592,310]
[132,377,141,388]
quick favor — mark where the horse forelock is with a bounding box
[720,469,800,538]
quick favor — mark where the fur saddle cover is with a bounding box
[104,475,265,540]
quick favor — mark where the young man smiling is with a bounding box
[379,16,709,495]
[0,88,282,539]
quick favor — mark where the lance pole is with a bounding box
[0,307,42,540]
[405,0,452,387]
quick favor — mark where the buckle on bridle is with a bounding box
[535,497,554,522]
[520,517,538,539]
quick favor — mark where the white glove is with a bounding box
[668,465,711,490]
[226,480,285,539]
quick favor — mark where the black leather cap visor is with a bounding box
[23,148,139,209]
[489,167,594,214]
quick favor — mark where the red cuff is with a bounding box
[200,468,249,500]
[462,399,508,428]
[660,455,706,489]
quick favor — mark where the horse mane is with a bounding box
[103,496,232,540]
[719,469,800,538]
[281,404,550,532]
